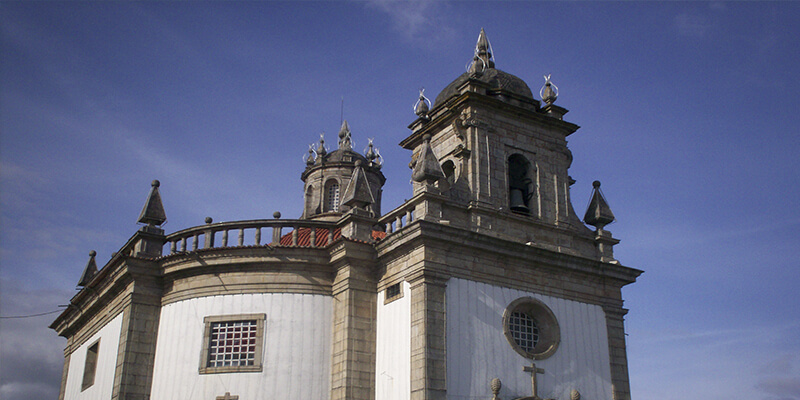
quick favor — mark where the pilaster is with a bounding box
[58,352,70,400]
[111,262,161,400]
[604,306,632,400]
[408,271,448,400]
[331,257,377,400]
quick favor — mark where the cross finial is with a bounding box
[215,392,238,400]
[522,363,546,400]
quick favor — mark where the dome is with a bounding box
[433,68,534,108]
[322,148,368,164]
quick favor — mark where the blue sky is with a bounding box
[1,2,799,399]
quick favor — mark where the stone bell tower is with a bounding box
[301,120,386,220]
[374,29,641,400]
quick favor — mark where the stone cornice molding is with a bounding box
[404,90,580,150]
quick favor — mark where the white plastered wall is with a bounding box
[149,293,332,400]
[63,312,124,400]
[375,281,411,400]
[446,278,613,400]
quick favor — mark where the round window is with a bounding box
[503,297,560,359]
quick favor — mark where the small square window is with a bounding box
[384,282,403,304]
[81,340,99,391]
[199,314,265,374]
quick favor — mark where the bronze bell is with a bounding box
[510,188,530,214]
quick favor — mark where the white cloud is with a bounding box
[365,0,457,47]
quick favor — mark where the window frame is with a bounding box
[502,297,560,360]
[383,281,404,304]
[81,339,100,391]
[324,179,341,212]
[199,314,266,374]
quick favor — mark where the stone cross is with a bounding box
[522,363,546,400]
[216,392,238,400]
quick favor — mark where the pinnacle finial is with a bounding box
[414,88,431,119]
[77,250,99,287]
[138,179,167,226]
[468,28,495,74]
[338,120,352,150]
[305,144,317,166]
[540,74,559,105]
[584,180,615,231]
[317,133,327,157]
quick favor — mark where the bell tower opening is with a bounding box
[508,154,533,215]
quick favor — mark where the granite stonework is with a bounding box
[51,30,641,400]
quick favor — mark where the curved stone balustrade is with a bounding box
[164,219,338,254]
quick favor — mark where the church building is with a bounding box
[51,29,642,400]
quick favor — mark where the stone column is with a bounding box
[604,305,632,400]
[331,259,377,400]
[408,272,447,400]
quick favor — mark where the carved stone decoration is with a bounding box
[570,389,581,400]
[491,378,502,400]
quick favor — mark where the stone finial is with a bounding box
[540,74,559,105]
[570,389,581,400]
[77,250,99,287]
[490,378,502,400]
[205,217,213,224]
[584,180,615,231]
[273,211,281,219]
[365,138,382,168]
[411,134,446,184]
[342,159,375,209]
[305,144,316,167]
[476,28,495,68]
[338,120,352,151]
[469,28,495,75]
[414,88,431,119]
[316,133,327,158]
[137,180,167,226]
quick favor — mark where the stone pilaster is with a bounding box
[112,265,161,400]
[604,306,632,400]
[58,351,70,400]
[331,261,377,400]
[408,272,447,400]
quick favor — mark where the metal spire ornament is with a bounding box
[413,88,431,119]
[540,74,559,105]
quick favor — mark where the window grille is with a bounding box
[509,311,539,353]
[207,320,258,368]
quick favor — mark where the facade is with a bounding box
[51,29,641,400]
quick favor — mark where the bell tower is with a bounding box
[301,120,386,221]
[402,28,589,251]
[377,29,641,400]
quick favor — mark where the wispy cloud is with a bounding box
[365,1,457,47]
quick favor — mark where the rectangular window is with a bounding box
[81,340,99,391]
[384,282,403,304]
[199,314,265,374]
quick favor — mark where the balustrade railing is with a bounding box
[379,203,415,235]
[164,219,337,255]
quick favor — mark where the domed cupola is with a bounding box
[300,120,386,221]
[432,28,538,111]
